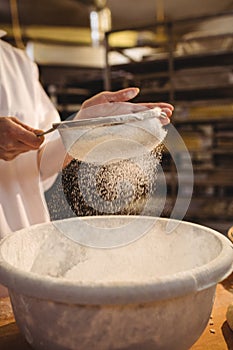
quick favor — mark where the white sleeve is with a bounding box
[33,64,61,130]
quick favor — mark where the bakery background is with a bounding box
[1,0,233,234]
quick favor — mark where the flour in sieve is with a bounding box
[66,115,167,163]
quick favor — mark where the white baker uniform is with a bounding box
[0,34,61,239]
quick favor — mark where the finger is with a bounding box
[0,139,39,153]
[82,87,140,109]
[137,103,174,119]
[137,102,174,111]
[34,129,45,143]
[5,117,44,148]
[155,102,174,111]
[14,126,44,148]
[102,87,140,103]
[160,116,171,125]
[10,118,45,145]
[98,102,147,117]
[161,107,173,118]
[10,117,37,132]
[136,104,173,124]
[0,150,19,161]
[76,102,148,120]
[0,142,35,161]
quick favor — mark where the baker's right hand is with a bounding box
[0,117,44,161]
[75,87,174,125]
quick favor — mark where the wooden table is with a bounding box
[0,274,232,350]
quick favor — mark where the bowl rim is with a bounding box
[0,216,232,305]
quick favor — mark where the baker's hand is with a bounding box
[0,117,44,161]
[75,87,174,125]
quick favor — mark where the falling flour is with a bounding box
[62,146,164,217]
[31,115,168,277]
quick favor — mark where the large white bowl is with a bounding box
[0,216,232,350]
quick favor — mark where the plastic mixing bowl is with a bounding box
[0,216,232,350]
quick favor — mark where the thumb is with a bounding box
[103,87,140,103]
[81,87,140,109]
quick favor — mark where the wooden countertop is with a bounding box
[191,273,233,350]
[0,274,232,350]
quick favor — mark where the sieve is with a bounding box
[38,107,167,136]
[39,106,168,163]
